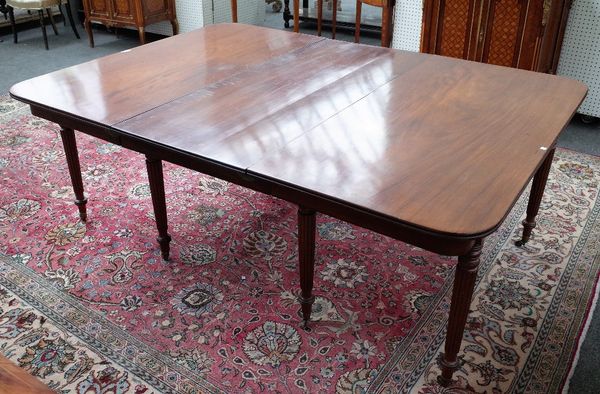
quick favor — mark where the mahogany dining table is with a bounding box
[9,24,586,385]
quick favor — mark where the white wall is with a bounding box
[146,0,265,36]
[391,0,422,52]
[556,0,600,118]
[145,0,204,36]
[204,0,265,25]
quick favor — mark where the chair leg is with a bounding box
[47,8,58,35]
[381,3,392,47]
[293,0,299,33]
[8,6,17,44]
[331,0,337,39]
[64,0,80,38]
[231,0,238,23]
[354,0,361,43]
[58,3,66,25]
[317,0,322,36]
[38,9,49,50]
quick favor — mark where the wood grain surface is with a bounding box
[10,24,587,238]
[0,354,53,394]
[10,24,322,125]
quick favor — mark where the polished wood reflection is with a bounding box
[247,55,582,236]
[10,24,587,385]
[110,30,586,238]
[10,24,322,126]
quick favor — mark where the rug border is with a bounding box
[561,260,600,393]
[0,254,227,394]
[512,174,600,392]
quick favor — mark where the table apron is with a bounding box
[31,106,122,145]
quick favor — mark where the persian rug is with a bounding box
[0,94,598,393]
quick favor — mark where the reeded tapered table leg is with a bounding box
[59,127,87,222]
[438,239,483,387]
[516,148,556,246]
[298,207,316,327]
[145,156,171,261]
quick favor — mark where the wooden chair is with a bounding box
[354,0,395,47]
[317,0,339,39]
[6,0,79,50]
[282,0,336,38]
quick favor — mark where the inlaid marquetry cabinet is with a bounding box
[421,0,572,73]
[82,0,178,47]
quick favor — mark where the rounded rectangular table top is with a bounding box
[10,24,587,238]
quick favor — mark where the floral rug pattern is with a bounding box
[0,95,599,393]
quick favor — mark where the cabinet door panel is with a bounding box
[482,0,545,70]
[481,0,528,67]
[439,0,473,58]
[111,0,135,22]
[88,0,111,18]
[421,0,568,74]
[423,0,479,60]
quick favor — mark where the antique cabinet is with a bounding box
[82,0,178,47]
[421,0,572,73]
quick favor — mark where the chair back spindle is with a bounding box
[231,0,238,23]
[355,0,395,47]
